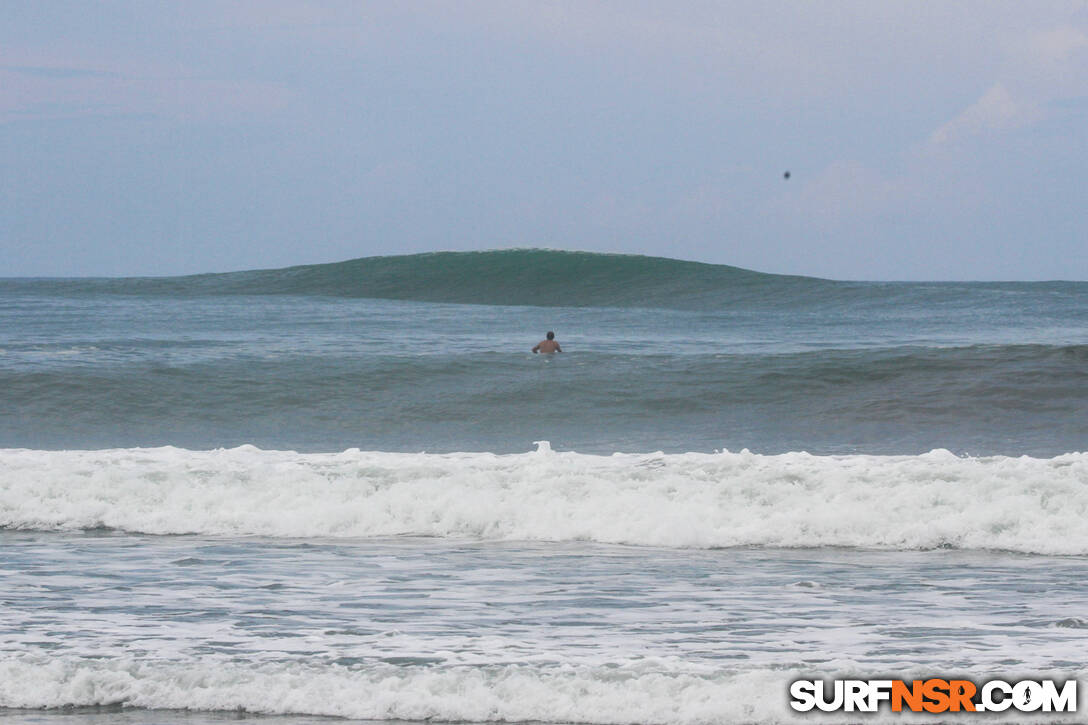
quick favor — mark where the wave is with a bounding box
[5,656,1082,724]
[5,343,1087,455]
[3,443,1087,554]
[0,249,836,309]
[7,248,1086,311]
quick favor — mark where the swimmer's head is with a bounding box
[546,331,555,340]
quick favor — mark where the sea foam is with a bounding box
[2,443,1086,554]
[2,656,1083,724]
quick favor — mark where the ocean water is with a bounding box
[2,249,1087,724]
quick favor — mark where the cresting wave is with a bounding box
[5,248,1085,310]
[2,444,1086,554]
[4,249,816,309]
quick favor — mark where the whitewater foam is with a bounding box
[4,656,1081,724]
[2,444,1086,554]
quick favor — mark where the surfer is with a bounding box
[532,331,562,354]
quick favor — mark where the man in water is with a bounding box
[532,331,562,354]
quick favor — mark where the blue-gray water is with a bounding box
[2,251,1087,723]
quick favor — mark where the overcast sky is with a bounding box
[2,1,1086,280]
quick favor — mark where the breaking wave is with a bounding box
[4,656,1082,724]
[3,443,1086,554]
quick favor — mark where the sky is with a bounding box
[1,1,1086,280]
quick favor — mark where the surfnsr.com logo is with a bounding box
[789,678,1078,714]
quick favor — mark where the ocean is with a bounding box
[1,249,1087,723]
